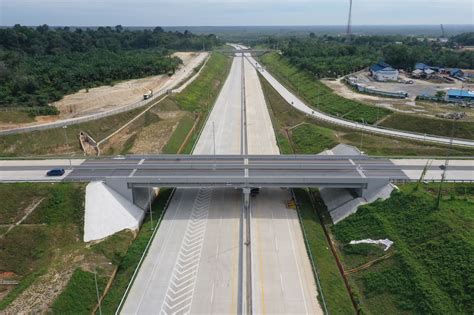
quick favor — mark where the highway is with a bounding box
[229,44,474,148]
[243,56,322,314]
[121,55,245,314]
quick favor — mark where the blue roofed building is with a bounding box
[449,68,464,78]
[369,61,399,82]
[447,89,474,103]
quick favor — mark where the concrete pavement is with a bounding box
[243,55,323,314]
[241,51,474,148]
[122,56,244,314]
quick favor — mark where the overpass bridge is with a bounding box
[2,154,412,208]
[60,154,409,188]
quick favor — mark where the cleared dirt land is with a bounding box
[322,74,474,121]
[54,52,207,118]
[0,52,208,129]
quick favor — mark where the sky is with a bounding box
[1,0,473,26]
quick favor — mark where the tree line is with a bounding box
[0,25,221,109]
[275,34,474,78]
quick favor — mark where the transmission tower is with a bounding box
[346,0,353,37]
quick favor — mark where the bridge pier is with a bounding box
[105,178,156,210]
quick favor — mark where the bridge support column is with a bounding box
[354,178,391,200]
[104,178,156,210]
[243,188,251,209]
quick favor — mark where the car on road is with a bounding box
[46,168,65,177]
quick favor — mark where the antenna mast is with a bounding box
[346,0,353,37]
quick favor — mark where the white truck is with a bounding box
[143,89,153,100]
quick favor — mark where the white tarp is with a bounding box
[349,238,394,251]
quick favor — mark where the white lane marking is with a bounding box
[134,189,185,313]
[160,188,212,315]
[210,283,215,303]
[284,207,309,314]
[280,273,285,293]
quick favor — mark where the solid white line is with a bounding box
[284,208,309,314]
[210,283,215,303]
[133,189,186,313]
[280,273,285,293]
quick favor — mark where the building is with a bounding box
[447,89,474,102]
[369,61,399,82]
[450,68,465,78]
[462,69,474,79]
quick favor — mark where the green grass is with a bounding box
[161,52,232,154]
[293,189,355,315]
[92,230,134,266]
[0,107,143,157]
[258,71,474,157]
[99,189,173,314]
[291,124,337,154]
[0,111,35,124]
[380,113,474,140]
[331,183,474,314]
[260,52,474,141]
[51,268,108,314]
[173,52,232,113]
[0,183,85,310]
[260,52,391,124]
[161,113,195,154]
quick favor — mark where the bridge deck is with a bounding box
[57,155,411,188]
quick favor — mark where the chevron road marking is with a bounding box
[160,188,212,315]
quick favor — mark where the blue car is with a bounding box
[46,168,65,177]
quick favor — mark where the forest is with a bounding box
[0,25,221,109]
[278,33,474,78]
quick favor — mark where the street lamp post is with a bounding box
[62,125,72,170]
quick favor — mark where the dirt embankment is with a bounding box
[0,52,208,130]
[53,52,208,119]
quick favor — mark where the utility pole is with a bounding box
[346,0,353,38]
[94,269,102,315]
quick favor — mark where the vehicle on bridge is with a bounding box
[46,168,65,176]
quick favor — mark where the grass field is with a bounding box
[260,53,391,124]
[331,183,474,314]
[260,52,474,140]
[0,183,83,310]
[380,113,474,140]
[0,183,134,312]
[51,268,108,314]
[259,72,474,156]
[99,189,172,314]
[0,111,35,124]
[161,113,195,154]
[294,189,355,314]
[0,107,143,157]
